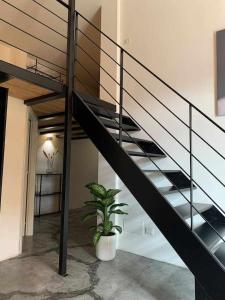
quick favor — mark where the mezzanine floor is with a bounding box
[0,208,194,300]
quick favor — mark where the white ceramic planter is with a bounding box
[96,234,116,261]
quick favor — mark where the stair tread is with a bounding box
[194,222,225,250]
[102,119,140,131]
[144,170,196,191]
[164,171,195,190]
[201,206,225,226]
[77,92,116,111]
[158,185,196,194]
[174,203,213,219]
[112,134,165,155]
[127,150,165,158]
[112,133,153,144]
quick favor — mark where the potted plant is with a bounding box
[82,182,128,261]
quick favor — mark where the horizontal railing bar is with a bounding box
[123,67,189,129]
[77,28,120,67]
[0,18,67,55]
[76,9,225,134]
[76,43,120,86]
[76,30,225,160]
[0,38,66,72]
[74,59,225,214]
[192,129,225,160]
[2,0,67,39]
[28,66,62,82]
[78,34,224,165]
[32,0,68,23]
[75,75,97,97]
[76,47,224,184]
[75,59,189,175]
[75,60,189,159]
[123,88,225,186]
[192,154,225,187]
[56,0,69,9]
[76,11,120,49]
[75,76,192,202]
[76,88,225,245]
[36,61,66,75]
[122,87,190,152]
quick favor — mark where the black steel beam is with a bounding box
[59,0,75,276]
[0,71,12,84]
[38,121,77,130]
[0,60,63,93]
[73,92,225,300]
[0,88,8,206]
[25,92,65,106]
[39,127,82,135]
[38,112,65,120]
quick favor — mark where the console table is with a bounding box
[35,173,62,217]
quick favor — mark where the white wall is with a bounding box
[35,135,98,213]
[69,139,98,209]
[0,96,28,261]
[99,0,225,267]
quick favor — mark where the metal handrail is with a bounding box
[75,42,225,187]
[0,39,66,73]
[76,38,225,162]
[75,57,225,216]
[0,18,67,55]
[76,10,225,134]
[2,0,67,39]
[32,0,68,23]
[75,79,225,246]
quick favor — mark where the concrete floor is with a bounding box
[0,208,195,300]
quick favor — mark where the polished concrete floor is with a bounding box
[0,208,194,300]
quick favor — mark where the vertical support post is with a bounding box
[189,104,193,231]
[74,11,78,91]
[119,49,124,146]
[35,58,38,74]
[59,0,76,276]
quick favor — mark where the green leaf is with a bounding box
[110,203,128,210]
[104,220,113,235]
[106,189,121,198]
[88,225,97,232]
[102,198,115,207]
[93,231,102,246]
[86,183,107,199]
[84,201,104,212]
[84,201,104,208]
[109,209,128,215]
[113,225,122,234]
[89,223,103,232]
[82,211,98,222]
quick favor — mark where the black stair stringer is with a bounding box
[73,92,225,300]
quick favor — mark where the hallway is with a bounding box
[0,209,194,300]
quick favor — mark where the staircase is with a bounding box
[1,0,225,298]
[73,91,225,299]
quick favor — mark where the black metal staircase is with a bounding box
[73,91,225,300]
[1,0,225,298]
